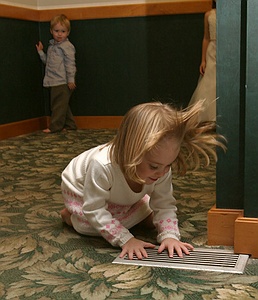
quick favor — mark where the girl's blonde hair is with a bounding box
[50,14,71,32]
[109,100,226,184]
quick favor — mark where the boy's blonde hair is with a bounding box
[50,14,71,32]
[109,100,226,184]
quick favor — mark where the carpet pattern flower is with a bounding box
[1,130,258,300]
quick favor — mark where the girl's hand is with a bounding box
[36,41,43,52]
[158,238,194,258]
[120,237,156,260]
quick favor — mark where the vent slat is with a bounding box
[113,247,249,273]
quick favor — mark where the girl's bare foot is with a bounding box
[61,208,72,226]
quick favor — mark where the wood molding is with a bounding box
[234,217,258,258]
[0,116,121,140]
[0,1,211,21]
[207,206,258,258]
[0,4,39,21]
[0,117,48,140]
[207,206,244,246]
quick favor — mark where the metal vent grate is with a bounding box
[113,247,249,273]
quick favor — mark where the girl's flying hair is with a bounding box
[109,100,226,183]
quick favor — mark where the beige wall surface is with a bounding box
[0,0,37,8]
[1,0,207,9]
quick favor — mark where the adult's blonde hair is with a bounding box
[50,14,71,33]
[109,100,226,184]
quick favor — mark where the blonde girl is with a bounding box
[61,100,225,259]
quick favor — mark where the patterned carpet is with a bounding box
[1,129,258,300]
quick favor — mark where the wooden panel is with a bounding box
[216,0,244,209]
[0,0,211,21]
[0,117,47,140]
[234,217,258,258]
[0,18,44,125]
[244,0,258,217]
[207,206,244,246]
[0,10,204,126]
[39,1,211,21]
[0,4,39,21]
[0,116,121,140]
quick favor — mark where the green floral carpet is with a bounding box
[1,129,258,300]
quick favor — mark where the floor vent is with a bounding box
[113,247,249,273]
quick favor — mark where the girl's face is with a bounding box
[51,22,69,43]
[136,138,180,185]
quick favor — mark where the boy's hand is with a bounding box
[36,41,43,52]
[158,238,194,257]
[120,237,156,260]
[68,82,76,90]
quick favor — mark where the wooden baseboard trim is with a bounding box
[207,206,244,246]
[207,206,258,258]
[234,217,258,258]
[0,117,48,140]
[0,116,122,140]
[0,1,211,21]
